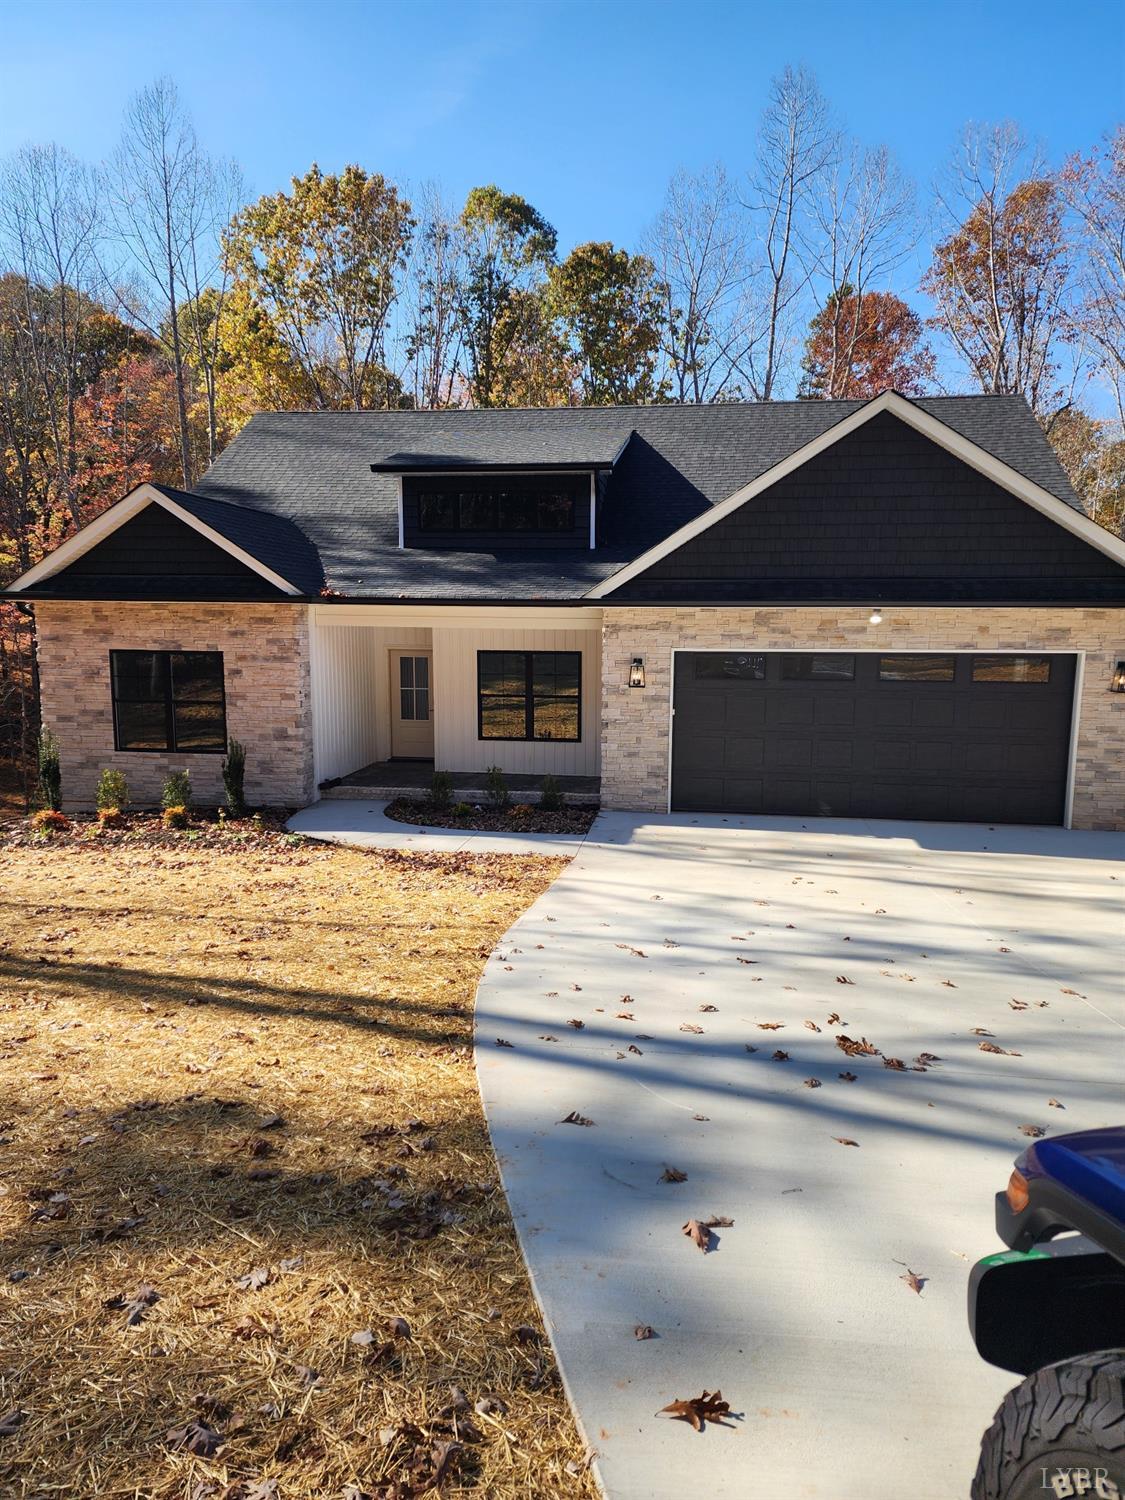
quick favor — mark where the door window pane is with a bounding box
[971,655,1052,684]
[878,655,955,682]
[693,654,766,680]
[398,656,429,721]
[781,654,855,681]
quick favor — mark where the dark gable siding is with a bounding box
[28,503,287,599]
[613,412,1125,604]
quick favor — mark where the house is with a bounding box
[6,390,1125,829]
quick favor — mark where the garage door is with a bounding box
[671,651,1077,825]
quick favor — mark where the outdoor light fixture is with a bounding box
[629,657,646,688]
[1111,660,1125,694]
[869,608,883,626]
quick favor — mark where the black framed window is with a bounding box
[478,651,581,741]
[878,654,955,683]
[411,475,581,535]
[781,654,855,681]
[971,655,1052,684]
[111,650,227,752]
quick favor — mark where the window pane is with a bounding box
[694,653,765,680]
[459,490,498,529]
[878,655,955,682]
[399,689,416,721]
[532,698,579,741]
[972,655,1051,684]
[115,700,169,751]
[399,656,414,689]
[173,702,226,751]
[498,491,534,530]
[537,492,575,530]
[532,652,580,698]
[781,654,855,681]
[418,491,458,530]
[413,655,429,689]
[171,652,224,702]
[479,652,526,697]
[112,650,168,702]
[414,688,430,720]
[481,697,527,738]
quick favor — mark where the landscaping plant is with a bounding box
[30,808,70,836]
[37,726,62,811]
[430,769,453,808]
[539,773,563,811]
[162,804,189,830]
[222,737,247,816]
[485,764,510,810]
[95,768,130,813]
[162,768,192,810]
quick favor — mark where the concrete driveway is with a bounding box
[474,812,1125,1500]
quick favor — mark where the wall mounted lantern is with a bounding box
[1110,660,1125,694]
[629,657,646,688]
[868,607,883,626]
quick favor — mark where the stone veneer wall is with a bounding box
[601,607,1125,831]
[34,601,315,810]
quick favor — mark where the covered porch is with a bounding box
[308,602,604,803]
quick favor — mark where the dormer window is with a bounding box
[400,471,592,549]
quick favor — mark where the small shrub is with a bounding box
[484,764,509,810]
[510,803,533,820]
[95,768,130,812]
[222,738,247,816]
[31,808,70,836]
[97,807,125,829]
[37,726,62,812]
[539,773,563,812]
[162,804,189,830]
[162,769,192,810]
[452,801,473,819]
[430,770,453,808]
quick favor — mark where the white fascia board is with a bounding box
[7,483,303,595]
[587,391,1125,598]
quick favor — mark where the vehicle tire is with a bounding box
[972,1349,1125,1499]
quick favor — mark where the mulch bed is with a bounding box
[384,799,598,835]
[1,807,297,851]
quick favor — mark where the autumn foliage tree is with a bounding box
[548,241,668,404]
[799,287,935,398]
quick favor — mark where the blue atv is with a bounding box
[969,1127,1125,1499]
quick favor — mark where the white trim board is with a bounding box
[7,483,303,596]
[588,391,1125,598]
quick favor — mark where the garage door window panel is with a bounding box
[972,655,1052,684]
[694,654,765,680]
[781,654,856,681]
[878,655,956,682]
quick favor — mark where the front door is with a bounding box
[390,651,434,759]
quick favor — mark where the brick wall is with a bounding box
[34,602,315,810]
[601,607,1125,830]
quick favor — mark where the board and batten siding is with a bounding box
[309,624,380,782]
[431,625,601,776]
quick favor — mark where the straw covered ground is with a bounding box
[0,827,595,1499]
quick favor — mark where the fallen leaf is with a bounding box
[634,1324,656,1340]
[616,944,646,958]
[660,1166,687,1183]
[1048,1098,1065,1109]
[980,1041,1022,1056]
[838,1071,857,1082]
[826,1012,842,1024]
[235,1266,272,1291]
[104,1283,160,1327]
[166,1419,223,1456]
[386,1315,411,1339]
[658,1389,731,1431]
[833,1137,859,1147]
[971,1027,995,1037]
[682,1219,714,1253]
[757,1022,784,1031]
[494,1038,513,1048]
[899,1269,926,1295]
[804,1021,821,1032]
[835,975,854,985]
[744,1044,758,1054]
[511,1324,540,1345]
[1019,1124,1045,1137]
[559,1111,595,1127]
[882,1057,906,1071]
[0,1410,27,1437]
[1009,999,1028,1011]
[680,1023,704,1034]
[803,1078,821,1088]
[704,1214,734,1227]
[771,1049,789,1061]
[699,1003,718,1013]
[566,1019,585,1030]
[836,1035,879,1057]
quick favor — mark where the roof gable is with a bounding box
[590,392,1125,600]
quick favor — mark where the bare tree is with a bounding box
[402,183,465,408]
[643,165,758,402]
[110,78,231,486]
[804,143,918,397]
[738,65,838,400]
[0,144,103,528]
[923,122,1075,418]
[1062,127,1125,428]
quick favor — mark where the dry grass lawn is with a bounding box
[0,830,595,1499]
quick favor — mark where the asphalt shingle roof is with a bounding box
[181,395,1084,600]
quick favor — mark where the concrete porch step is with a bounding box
[321,783,597,806]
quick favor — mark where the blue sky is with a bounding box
[1,0,1122,406]
[3,0,1120,254]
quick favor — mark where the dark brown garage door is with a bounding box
[671,651,1076,825]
